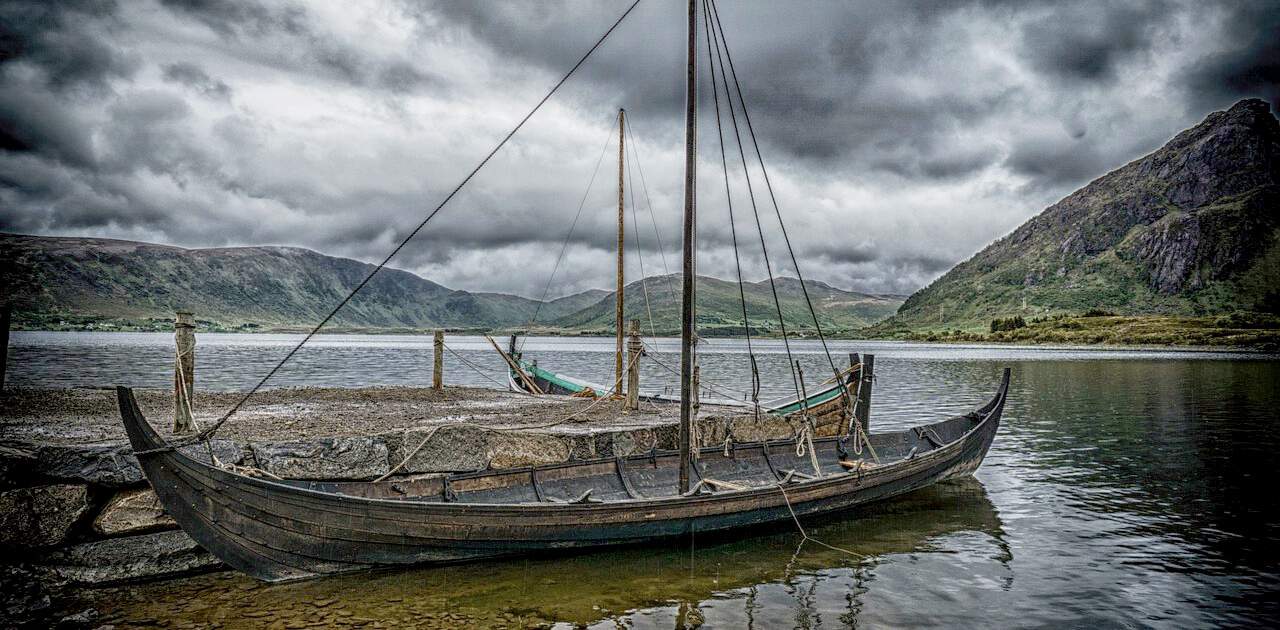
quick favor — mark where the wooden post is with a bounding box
[625,320,641,411]
[173,312,196,434]
[615,108,626,398]
[0,303,10,392]
[856,354,874,435]
[677,0,698,495]
[432,330,444,391]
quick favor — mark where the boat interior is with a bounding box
[272,409,988,505]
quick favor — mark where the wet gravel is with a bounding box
[0,387,741,445]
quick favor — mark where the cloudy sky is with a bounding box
[2,0,1277,298]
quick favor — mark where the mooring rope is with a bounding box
[775,482,865,559]
[183,0,643,448]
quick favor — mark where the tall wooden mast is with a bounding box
[678,0,698,494]
[614,108,626,397]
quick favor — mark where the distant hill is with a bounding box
[0,234,899,334]
[0,234,602,331]
[550,274,902,335]
[882,98,1280,331]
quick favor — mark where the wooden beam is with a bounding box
[0,303,9,392]
[857,354,874,435]
[677,0,698,495]
[484,334,542,394]
[432,330,444,391]
[625,319,642,411]
[615,108,626,398]
[173,311,196,434]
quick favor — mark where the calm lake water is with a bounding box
[10,332,1280,628]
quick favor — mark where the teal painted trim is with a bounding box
[767,384,845,415]
[517,360,588,394]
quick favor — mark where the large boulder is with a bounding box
[40,530,222,585]
[0,444,36,489]
[0,484,91,549]
[487,432,570,469]
[34,439,244,487]
[389,425,489,473]
[92,488,176,536]
[250,436,390,480]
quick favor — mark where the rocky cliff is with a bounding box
[890,99,1280,329]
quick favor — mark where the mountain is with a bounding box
[886,98,1280,330]
[0,234,899,334]
[549,274,902,335]
[0,234,601,331]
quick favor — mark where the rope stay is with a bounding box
[701,0,803,408]
[707,0,845,390]
[182,0,643,446]
[700,0,760,417]
[623,118,680,305]
[521,120,617,346]
[624,132,658,337]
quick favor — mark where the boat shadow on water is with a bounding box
[85,478,1010,628]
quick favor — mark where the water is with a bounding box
[10,333,1279,627]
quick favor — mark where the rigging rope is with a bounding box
[707,0,845,391]
[701,0,803,409]
[622,118,680,304]
[521,121,616,346]
[625,137,658,337]
[183,0,642,446]
[700,0,760,417]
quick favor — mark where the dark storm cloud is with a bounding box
[162,62,232,100]
[1020,1,1172,81]
[3,0,1280,297]
[1183,0,1280,110]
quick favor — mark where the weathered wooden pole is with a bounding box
[432,330,444,391]
[173,312,196,434]
[677,0,698,494]
[625,320,642,411]
[0,303,10,392]
[856,353,874,435]
[614,108,626,398]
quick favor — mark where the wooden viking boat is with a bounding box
[507,355,862,426]
[116,0,1010,584]
[115,368,1007,583]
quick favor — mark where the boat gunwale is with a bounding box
[118,369,1009,515]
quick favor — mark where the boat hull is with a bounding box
[117,369,1008,582]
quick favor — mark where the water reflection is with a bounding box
[15,334,1279,626]
[86,479,1008,629]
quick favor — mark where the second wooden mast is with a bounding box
[614,108,626,397]
[678,0,697,493]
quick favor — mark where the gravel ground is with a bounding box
[0,387,744,445]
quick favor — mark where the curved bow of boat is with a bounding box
[115,368,1011,583]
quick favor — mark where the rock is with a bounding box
[35,443,143,487]
[0,444,37,489]
[389,426,488,473]
[487,432,570,469]
[0,565,54,627]
[726,415,796,443]
[35,440,244,487]
[251,436,389,480]
[40,530,222,585]
[92,488,176,536]
[0,484,91,549]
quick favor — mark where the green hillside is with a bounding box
[549,274,902,336]
[875,98,1280,334]
[0,234,898,335]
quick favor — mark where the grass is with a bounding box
[865,313,1279,350]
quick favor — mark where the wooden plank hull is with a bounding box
[116,368,1009,583]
